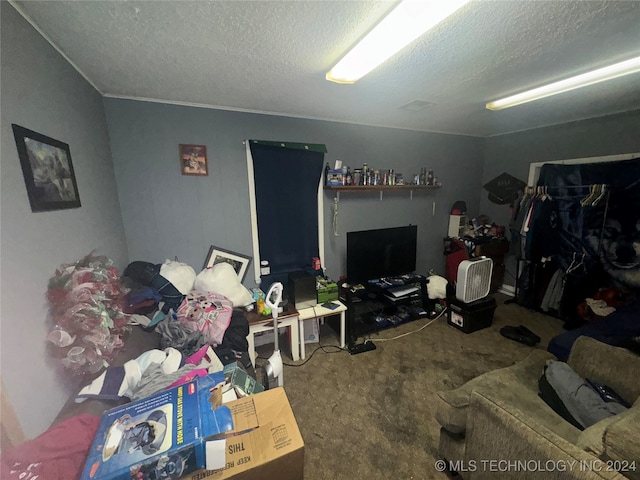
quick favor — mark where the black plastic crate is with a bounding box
[447,296,496,333]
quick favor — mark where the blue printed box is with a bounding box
[80,373,234,480]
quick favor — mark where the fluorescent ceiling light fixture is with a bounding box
[486,55,640,110]
[326,0,471,84]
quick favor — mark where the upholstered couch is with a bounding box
[434,336,640,479]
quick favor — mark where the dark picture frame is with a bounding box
[12,124,81,212]
[203,246,252,282]
[179,144,208,176]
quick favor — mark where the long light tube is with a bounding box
[326,0,471,84]
[486,55,640,110]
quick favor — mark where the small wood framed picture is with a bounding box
[179,144,208,176]
[203,246,252,282]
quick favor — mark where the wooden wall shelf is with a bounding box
[324,184,440,200]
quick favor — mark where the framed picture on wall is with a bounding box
[12,124,81,212]
[203,246,252,282]
[179,144,208,176]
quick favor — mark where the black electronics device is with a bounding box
[321,301,339,310]
[287,270,317,309]
[348,340,376,355]
[346,225,417,284]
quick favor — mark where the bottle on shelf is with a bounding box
[427,169,434,186]
[353,168,362,186]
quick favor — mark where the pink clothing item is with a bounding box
[176,291,233,345]
[185,344,220,366]
[1,414,100,480]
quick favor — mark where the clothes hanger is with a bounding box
[580,185,597,207]
[566,252,586,274]
[592,184,607,206]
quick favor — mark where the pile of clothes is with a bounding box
[122,259,255,367]
[46,253,257,379]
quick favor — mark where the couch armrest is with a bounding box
[603,405,640,480]
[568,336,640,405]
[464,390,626,479]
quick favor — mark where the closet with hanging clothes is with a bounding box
[510,158,640,329]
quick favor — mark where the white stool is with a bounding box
[297,300,347,359]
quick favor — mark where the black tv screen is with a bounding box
[347,225,417,283]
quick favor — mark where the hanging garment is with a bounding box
[526,198,562,263]
[540,268,566,313]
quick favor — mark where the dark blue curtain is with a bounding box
[250,141,324,281]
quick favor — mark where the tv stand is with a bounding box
[342,274,430,347]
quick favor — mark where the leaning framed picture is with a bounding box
[203,246,252,282]
[179,144,208,176]
[12,124,81,212]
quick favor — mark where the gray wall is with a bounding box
[104,99,485,285]
[481,111,640,229]
[0,3,128,438]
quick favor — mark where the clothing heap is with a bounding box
[75,344,223,403]
[122,259,254,369]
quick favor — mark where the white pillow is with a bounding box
[427,275,448,300]
[159,260,196,295]
[195,263,253,307]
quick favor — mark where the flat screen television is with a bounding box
[347,225,417,284]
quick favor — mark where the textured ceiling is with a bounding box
[10,0,640,137]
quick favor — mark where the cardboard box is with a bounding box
[80,373,234,480]
[326,169,344,186]
[253,330,275,347]
[188,387,304,480]
[303,318,319,343]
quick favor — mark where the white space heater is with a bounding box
[456,257,493,303]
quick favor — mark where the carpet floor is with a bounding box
[254,294,567,480]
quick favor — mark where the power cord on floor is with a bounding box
[256,343,347,367]
[256,305,447,365]
[372,307,448,343]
